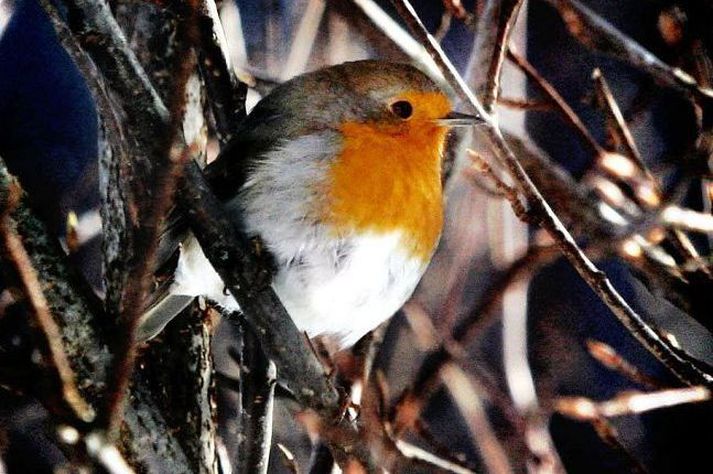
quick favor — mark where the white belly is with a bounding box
[173,232,428,348]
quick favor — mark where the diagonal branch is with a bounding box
[507,48,605,157]
[543,0,713,106]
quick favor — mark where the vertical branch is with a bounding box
[281,0,326,80]
[466,0,525,112]
[139,304,219,474]
[195,0,247,145]
[440,363,514,474]
[236,327,277,474]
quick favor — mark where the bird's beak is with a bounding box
[435,111,483,127]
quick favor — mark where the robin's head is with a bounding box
[263,60,476,134]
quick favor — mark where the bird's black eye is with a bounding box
[390,100,413,119]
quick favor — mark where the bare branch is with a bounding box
[0,157,192,472]
[440,363,513,474]
[543,0,713,105]
[507,48,605,157]
[586,340,664,390]
[236,327,277,474]
[585,418,647,474]
[277,443,301,474]
[468,0,525,112]
[556,386,710,420]
[195,0,247,144]
[497,97,554,111]
[350,0,446,86]
[591,68,645,170]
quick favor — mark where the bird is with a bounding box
[139,60,480,348]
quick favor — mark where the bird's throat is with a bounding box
[323,120,446,261]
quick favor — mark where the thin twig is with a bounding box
[586,340,664,390]
[587,418,647,474]
[277,443,301,474]
[555,386,710,420]
[497,97,554,111]
[480,0,525,112]
[507,48,605,157]
[591,68,645,171]
[589,68,711,281]
[394,439,477,474]
[467,150,529,221]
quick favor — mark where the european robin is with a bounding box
[140,60,480,347]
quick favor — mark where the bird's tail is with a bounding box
[137,293,195,342]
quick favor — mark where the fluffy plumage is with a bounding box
[141,60,456,347]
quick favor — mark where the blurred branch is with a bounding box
[586,340,664,390]
[351,0,446,87]
[582,417,647,474]
[591,68,645,171]
[394,439,477,474]
[440,363,513,474]
[281,0,326,80]
[543,0,713,106]
[392,245,558,433]
[276,443,301,474]
[389,0,713,388]
[556,386,710,420]
[497,97,554,111]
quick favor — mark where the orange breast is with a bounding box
[323,118,447,261]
